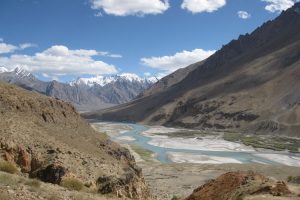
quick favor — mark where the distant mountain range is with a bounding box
[85,2,300,137]
[0,67,157,111]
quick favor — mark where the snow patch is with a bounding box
[70,73,158,87]
[0,67,8,73]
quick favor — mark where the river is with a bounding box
[92,122,300,166]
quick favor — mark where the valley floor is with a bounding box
[91,121,300,200]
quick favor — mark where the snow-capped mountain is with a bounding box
[0,67,158,111]
[70,73,157,87]
[0,67,8,73]
[69,73,158,105]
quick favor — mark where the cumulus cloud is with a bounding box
[237,11,251,19]
[0,45,118,76]
[90,0,169,16]
[141,48,215,73]
[181,0,226,13]
[261,0,297,13]
[0,41,36,54]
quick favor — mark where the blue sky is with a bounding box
[0,0,297,82]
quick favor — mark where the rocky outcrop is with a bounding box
[185,171,293,200]
[35,164,66,184]
[97,167,149,199]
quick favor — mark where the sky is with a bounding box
[0,0,298,82]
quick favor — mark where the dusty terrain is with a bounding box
[0,82,150,199]
[141,163,300,200]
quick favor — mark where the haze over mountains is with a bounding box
[0,67,157,111]
[85,2,300,137]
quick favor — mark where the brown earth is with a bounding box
[185,171,295,200]
[0,82,151,199]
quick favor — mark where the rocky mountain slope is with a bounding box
[0,68,156,111]
[85,3,300,137]
[0,82,150,199]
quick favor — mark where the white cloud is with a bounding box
[98,51,122,58]
[237,11,251,19]
[141,48,215,73]
[90,0,169,16]
[181,0,226,13]
[19,43,37,49]
[0,43,18,54]
[0,45,118,77]
[0,41,36,54]
[261,0,297,13]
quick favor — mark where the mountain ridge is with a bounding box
[84,2,300,137]
[0,67,157,111]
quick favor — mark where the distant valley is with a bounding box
[86,3,300,138]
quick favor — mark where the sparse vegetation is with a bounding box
[130,144,154,162]
[25,179,41,188]
[223,132,300,153]
[223,132,241,142]
[156,130,216,138]
[0,172,19,186]
[171,195,181,200]
[60,178,84,191]
[0,161,18,174]
[287,176,300,184]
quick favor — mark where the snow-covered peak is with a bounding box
[119,73,143,82]
[0,67,8,73]
[14,67,32,77]
[147,76,158,83]
[70,75,115,87]
[70,73,158,87]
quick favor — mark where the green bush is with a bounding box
[0,161,18,174]
[223,132,241,142]
[60,178,84,191]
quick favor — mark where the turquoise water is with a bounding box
[106,123,298,165]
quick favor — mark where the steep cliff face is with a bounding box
[0,82,150,199]
[85,3,300,137]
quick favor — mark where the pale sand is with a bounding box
[143,127,255,152]
[91,122,131,137]
[147,135,255,152]
[167,152,242,164]
[254,153,300,167]
[115,136,136,142]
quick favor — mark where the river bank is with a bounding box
[91,121,300,200]
[91,121,300,166]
